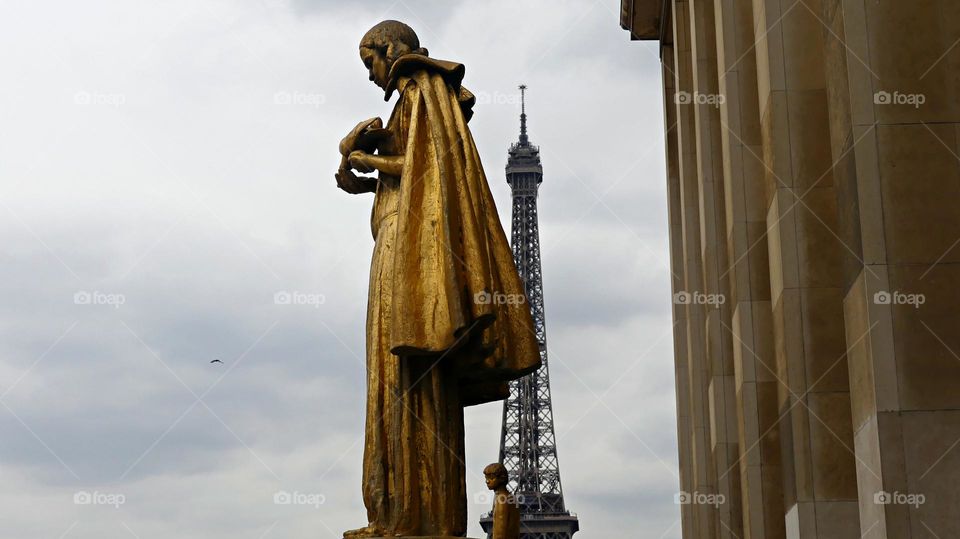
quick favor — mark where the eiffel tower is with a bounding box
[480,85,579,539]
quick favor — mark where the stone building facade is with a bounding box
[621,1,960,537]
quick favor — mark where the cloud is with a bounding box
[0,0,678,537]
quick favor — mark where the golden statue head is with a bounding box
[359,20,428,90]
[483,462,509,490]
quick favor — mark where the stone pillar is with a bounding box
[672,1,716,536]
[751,0,860,535]
[623,1,960,537]
[713,0,787,536]
[688,0,744,537]
[663,30,697,537]
[823,1,960,537]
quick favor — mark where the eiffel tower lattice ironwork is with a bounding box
[480,85,579,539]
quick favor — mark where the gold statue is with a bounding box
[483,463,520,539]
[336,20,541,538]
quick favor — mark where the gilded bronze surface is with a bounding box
[483,463,520,539]
[336,20,541,539]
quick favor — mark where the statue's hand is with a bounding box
[349,150,376,174]
[339,117,384,156]
[335,167,374,194]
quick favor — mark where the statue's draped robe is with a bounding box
[362,55,540,537]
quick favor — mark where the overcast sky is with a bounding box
[0,0,675,537]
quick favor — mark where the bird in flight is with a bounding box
[210,359,223,364]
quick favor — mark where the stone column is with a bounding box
[672,1,717,536]
[663,31,697,537]
[751,0,860,535]
[713,0,787,536]
[689,0,744,537]
[823,1,960,537]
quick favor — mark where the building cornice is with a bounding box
[619,0,665,41]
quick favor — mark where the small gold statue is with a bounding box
[483,463,520,539]
[336,20,541,538]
